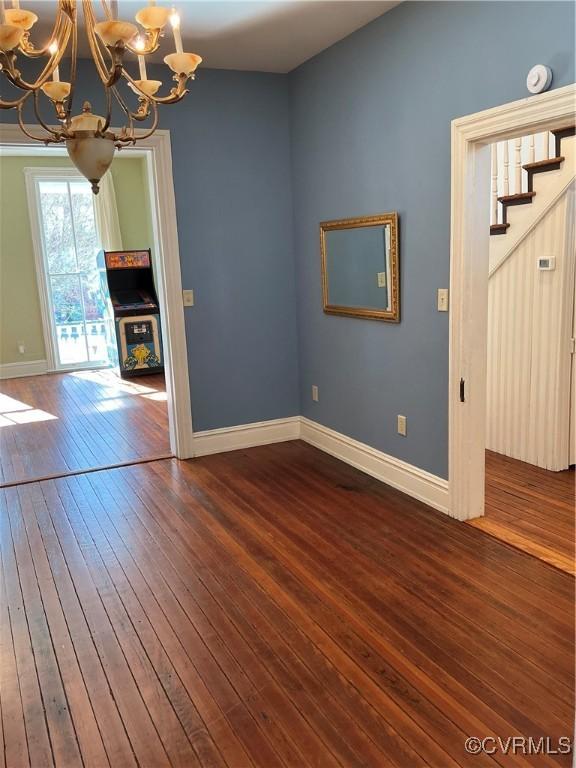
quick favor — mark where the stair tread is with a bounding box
[490,223,510,234]
[498,191,536,204]
[523,156,564,171]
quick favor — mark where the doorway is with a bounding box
[448,84,575,571]
[0,128,194,485]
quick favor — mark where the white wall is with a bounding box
[486,186,575,470]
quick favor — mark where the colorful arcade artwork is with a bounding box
[103,249,164,378]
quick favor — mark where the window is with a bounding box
[26,170,116,370]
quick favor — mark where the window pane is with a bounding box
[50,275,88,365]
[70,182,101,273]
[38,181,76,274]
[81,273,113,363]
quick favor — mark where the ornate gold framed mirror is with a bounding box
[320,212,400,322]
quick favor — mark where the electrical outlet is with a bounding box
[397,414,407,436]
[437,288,449,312]
[311,385,319,402]
[182,289,194,307]
[18,343,25,355]
[377,271,387,288]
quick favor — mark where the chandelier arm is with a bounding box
[4,19,72,92]
[0,57,29,107]
[0,86,31,110]
[100,0,113,21]
[111,82,137,125]
[17,5,70,58]
[134,101,159,140]
[117,100,159,144]
[33,89,66,139]
[124,29,161,56]
[98,84,114,134]
[65,5,79,122]
[121,68,191,105]
[83,0,107,81]
[0,94,28,109]
[17,99,62,143]
[109,83,136,140]
[83,0,122,86]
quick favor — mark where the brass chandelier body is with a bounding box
[0,0,202,191]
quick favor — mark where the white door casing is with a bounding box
[449,84,576,520]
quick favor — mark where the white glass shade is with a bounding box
[128,79,162,97]
[135,6,171,30]
[4,9,38,30]
[66,136,115,194]
[0,24,24,51]
[41,81,71,102]
[94,20,137,46]
[163,52,202,75]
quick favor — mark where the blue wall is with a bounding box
[2,62,300,433]
[289,1,575,478]
[162,68,299,431]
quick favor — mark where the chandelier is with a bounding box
[0,0,202,192]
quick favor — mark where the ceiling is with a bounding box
[24,0,400,73]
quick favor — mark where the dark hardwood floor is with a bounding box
[0,369,170,486]
[0,441,573,767]
[469,451,575,574]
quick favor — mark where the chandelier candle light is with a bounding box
[0,0,202,192]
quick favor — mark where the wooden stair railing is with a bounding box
[490,127,574,236]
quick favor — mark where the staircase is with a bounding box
[490,126,576,236]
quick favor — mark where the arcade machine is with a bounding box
[103,249,164,378]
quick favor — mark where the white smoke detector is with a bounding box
[527,65,552,94]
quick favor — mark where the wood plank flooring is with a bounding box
[1,441,573,767]
[0,369,170,486]
[469,451,575,574]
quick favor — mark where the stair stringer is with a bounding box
[489,135,575,277]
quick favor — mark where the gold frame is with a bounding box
[320,212,400,322]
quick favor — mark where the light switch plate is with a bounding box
[397,415,407,436]
[377,271,387,288]
[437,288,449,312]
[182,289,194,307]
[312,385,319,402]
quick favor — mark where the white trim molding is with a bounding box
[193,417,301,457]
[300,418,449,514]
[0,124,194,460]
[0,360,48,379]
[450,84,576,520]
[192,415,449,514]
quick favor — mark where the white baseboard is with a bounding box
[193,416,301,457]
[300,417,449,514]
[191,414,449,515]
[0,360,48,380]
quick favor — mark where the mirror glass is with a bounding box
[320,213,399,322]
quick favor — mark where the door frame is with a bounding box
[0,125,195,460]
[449,83,576,520]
